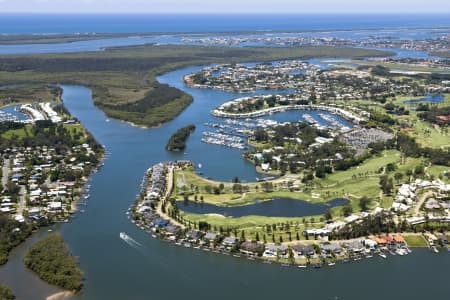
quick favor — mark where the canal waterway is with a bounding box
[1,63,449,299]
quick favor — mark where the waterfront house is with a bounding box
[143,211,158,221]
[363,239,378,250]
[392,235,406,247]
[204,232,219,242]
[47,201,62,212]
[222,237,239,248]
[240,241,264,256]
[263,243,288,258]
[320,243,342,255]
[165,225,182,237]
[186,230,203,242]
[152,218,169,228]
[342,240,364,254]
[292,245,315,258]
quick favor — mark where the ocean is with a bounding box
[0,13,450,34]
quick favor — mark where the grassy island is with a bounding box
[166,124,196,151]
[0,45,392,127]
[23,234,83,292]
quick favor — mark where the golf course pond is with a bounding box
[178,197,349,217]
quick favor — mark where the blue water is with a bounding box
[1,14,450,34]
[0,14,448,56]
[404,94,445,104]
[0,14,449,300]
[179,198,349,217]
[1,105,29,121]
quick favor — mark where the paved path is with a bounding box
[156,166,185,228]
[2,158,9,189]
[414,190,434,216]
[16,185,26,216]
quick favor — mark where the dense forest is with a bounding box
[99,84,193,128]
[0,215,33,265]
[166,124,196,151]
[23,234,83,292]
[0,45,391,127]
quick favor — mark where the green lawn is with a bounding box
[403,234,428,247]
[322,150,400,186]
[426,165,450,181]
[1,126,30,139]
[173,151,404,214]
[180,210,324,241]
[1,123,86,142]
[403,117,450,149]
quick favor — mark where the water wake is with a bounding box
[120,232,142,249]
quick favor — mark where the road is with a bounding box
[414,191,434,216]
[2,158,9,189]
[156,166,185,228]
[16,185,26,216]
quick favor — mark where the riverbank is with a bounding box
[0,44,391,128]
[130,161,449,270]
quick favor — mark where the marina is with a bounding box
[1,14,450,298]
[1,65,449,300]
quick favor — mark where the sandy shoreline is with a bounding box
[46,291,75,300]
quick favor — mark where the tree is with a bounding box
[0,284,14,300]
[254,127,268,142]
[379,175,393,195]
[386,163,397,172]
[359,196,371,211]
[23,234,83,292]
[232,183,243,194]
[414,165,425,176]
[394,172,404,184]
[213,186,221,195]
[324,209,333,221]
[342,204,353,217]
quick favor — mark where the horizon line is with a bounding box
[1,12,450,15]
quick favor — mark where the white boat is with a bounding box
[379,253,387,259]
[395,249,404,256]
[198,163,202,168]
[119,232,128,240]
[328,262,336,266]
[432,246,439,253]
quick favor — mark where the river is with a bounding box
[0,62,449,299]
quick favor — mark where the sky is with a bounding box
[0,0,450,14]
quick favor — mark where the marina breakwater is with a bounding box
[212,100,369,125]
